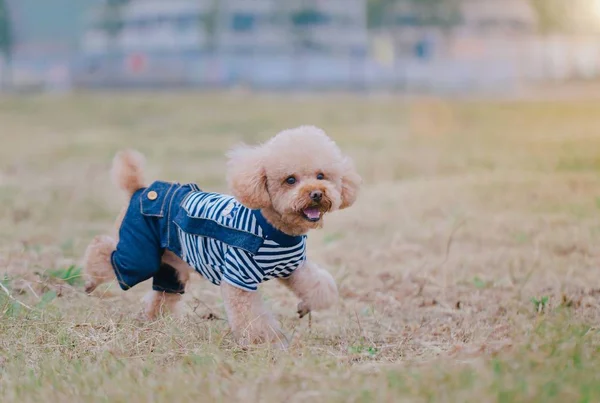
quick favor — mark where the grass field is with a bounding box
[1,93,600,402]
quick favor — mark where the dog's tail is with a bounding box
[111,149,146,197]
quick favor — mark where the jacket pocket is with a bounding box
[139,181,177,218]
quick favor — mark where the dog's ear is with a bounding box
[339,157,361,210]
[226,144,270,209]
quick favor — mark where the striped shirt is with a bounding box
[176,191,307,292]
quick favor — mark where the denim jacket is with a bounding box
[111,181,306,293]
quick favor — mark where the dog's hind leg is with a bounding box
[83,235,117,293]
[83,204,127,294]
[141,290,184,321]
[140,251,192,320]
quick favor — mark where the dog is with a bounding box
[82,126,361,346]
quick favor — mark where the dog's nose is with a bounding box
[310,190,323,202]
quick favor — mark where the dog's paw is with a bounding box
[84,280,97,294]
[297,301,311,318]
[135,308,155,323]
[234,328,289,350]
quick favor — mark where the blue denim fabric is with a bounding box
[110,181,273,294]
[111,181,197,293]
[173,208,263,254]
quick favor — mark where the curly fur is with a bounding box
[227,126,361,235]
[82,126,361,346]
[111,149,146,197]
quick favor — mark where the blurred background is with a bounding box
[4,4,600,399]
[1,0,600,94]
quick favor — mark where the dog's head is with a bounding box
[227,126,361,235]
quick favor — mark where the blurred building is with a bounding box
[461,0,537,33]
[81,0,215,55]
[218,0,289,53]
[379,0,536,59]
[4,0,99,89]
[2,0,600,92]
[6,0,99,55]
[73,0,367,88]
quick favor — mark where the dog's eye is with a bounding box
[316,173,325,180]
[285,176,296,185]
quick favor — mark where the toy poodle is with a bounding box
[82,125,361,347]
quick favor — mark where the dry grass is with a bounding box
[1,93,600,402]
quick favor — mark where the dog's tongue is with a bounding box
[303,207,320,220]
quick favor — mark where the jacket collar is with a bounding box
[252,209,305,247]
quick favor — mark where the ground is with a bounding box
[1,93,600,402]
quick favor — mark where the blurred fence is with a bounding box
[3,34,600,94]
[2,0,600,93]
[387,33,600,92]
[2,30,600,93]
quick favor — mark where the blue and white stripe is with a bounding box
[177,191,306,291]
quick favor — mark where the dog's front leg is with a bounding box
[279,259,338,318]
[220,282,287,348]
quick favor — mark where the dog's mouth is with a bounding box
[301,206,323,222]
